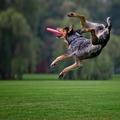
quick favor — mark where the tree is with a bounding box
[0,8,37,79]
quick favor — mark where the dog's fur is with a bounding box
[51,12,112,78]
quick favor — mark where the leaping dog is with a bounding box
[51,12,112,78]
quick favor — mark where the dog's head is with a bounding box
[57,25,74,39]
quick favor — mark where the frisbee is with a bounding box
[46,27,63,36]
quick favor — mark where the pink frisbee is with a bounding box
[46,27,63,36]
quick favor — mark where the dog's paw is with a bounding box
[58,72,66,79]
[67,12,75,17]
[50,63,56,69]
[58,74,64,79]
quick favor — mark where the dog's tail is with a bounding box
[105,17,112,32]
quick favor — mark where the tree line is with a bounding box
[0,0,120,80]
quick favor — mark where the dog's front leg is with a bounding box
[59,59,81,78]
[50,54,71,68]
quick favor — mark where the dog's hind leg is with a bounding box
[67,12,105,30]
[59,57,81,78]
[50,54,71,68]
[67,12,87,29]
[83,28,98,45]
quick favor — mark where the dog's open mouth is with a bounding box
[55,30,63,37]
[56,33,63,37]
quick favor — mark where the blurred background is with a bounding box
[0,0,120,80]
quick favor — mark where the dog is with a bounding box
[51,12,112,78]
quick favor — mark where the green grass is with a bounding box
[0,75,120,120]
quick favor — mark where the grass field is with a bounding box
[0,74,120,120]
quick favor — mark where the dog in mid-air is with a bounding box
[50,12,112,78]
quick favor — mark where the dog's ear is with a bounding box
[63,26,69,32]
[68,25,73,33]
[67,25,74,35]
[63,25,74,35]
